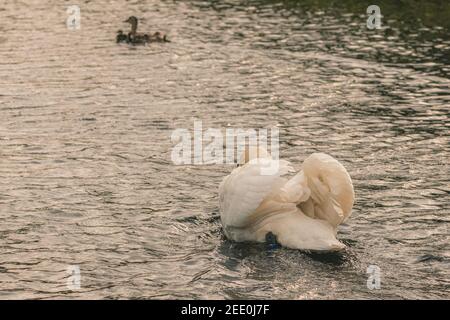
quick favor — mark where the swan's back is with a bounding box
[219,158,293,229]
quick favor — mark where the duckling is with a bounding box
[116,30,128,43]
[150,31,170,43]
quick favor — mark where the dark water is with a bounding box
[0,0,449,299]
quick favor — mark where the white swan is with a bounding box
[218,146,355,251]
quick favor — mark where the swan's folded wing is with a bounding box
[299,153,354,228]
[219,159,293,228]
[278,171,311,204]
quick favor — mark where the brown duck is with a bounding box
[122,16,169,45]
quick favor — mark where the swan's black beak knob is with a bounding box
[265,232,280,249]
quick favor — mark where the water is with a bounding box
[0,0,449,299]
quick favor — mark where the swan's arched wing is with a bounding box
[219,159,294,228]
[299,153,354,228]
[278,171,311,204]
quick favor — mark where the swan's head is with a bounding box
[238,145,271,166]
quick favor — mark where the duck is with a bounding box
[122,16,169,45]
[218,146,355,251]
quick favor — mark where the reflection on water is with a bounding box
[0,0,448,299]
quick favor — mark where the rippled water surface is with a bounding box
[0,0,449,299]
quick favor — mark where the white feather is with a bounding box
[218,149,355,251]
